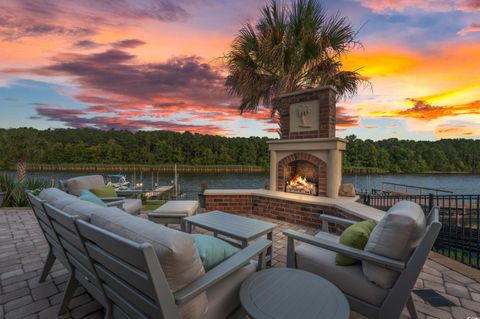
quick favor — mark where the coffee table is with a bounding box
[240,268,349,319]
[184,211,276,266]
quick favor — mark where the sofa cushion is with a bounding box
[90,209,207,319]
[363,200,426,289]
[192,234,239,271]
[79,190,107,207]
[90,185,117,198]
[296,231,388,306]
[122,198,142,214]
[39,188,77,204]
[204,262,256,319]
[67,175,105,196]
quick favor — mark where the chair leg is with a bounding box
[406,294,418,319]
[58,272,78,315]
[39,248,56,283]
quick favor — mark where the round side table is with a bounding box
[240,268,349,319]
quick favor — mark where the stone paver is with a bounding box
[1,208,480,318]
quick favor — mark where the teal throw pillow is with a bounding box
[192,234,239,271]
[79,190,107,207]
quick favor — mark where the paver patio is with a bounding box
[1,208,480,319]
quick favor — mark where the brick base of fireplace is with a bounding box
[204,190,367,231]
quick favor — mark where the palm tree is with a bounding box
[225,0,367,113]
[0,128,39,183]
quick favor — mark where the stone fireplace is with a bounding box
[269,86,346,198]
[202,86,380,229]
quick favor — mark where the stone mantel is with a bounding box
[267,137,347,151]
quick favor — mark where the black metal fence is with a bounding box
[360,193,480,269]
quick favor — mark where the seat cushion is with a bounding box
[204,262,256,319]
[363,200,426,289]
[67,175,105,196]
[90,209,207,319]
[153,200,199,216]
[122,198,142,214]
[295,231,388,306]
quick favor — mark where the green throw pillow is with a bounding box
[192,234,239,271]
[79,190,107,207]
[336,219,377,266]
[89,185,117,198]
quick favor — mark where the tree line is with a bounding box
[1,128,480,174]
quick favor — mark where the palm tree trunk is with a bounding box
[16,158,26,183]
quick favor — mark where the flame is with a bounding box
[287,175,309,187]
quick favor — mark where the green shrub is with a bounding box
[0,174,50,207]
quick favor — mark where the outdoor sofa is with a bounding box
[57,175,142,215]
[27,188,271,319]
[284,201,441,319]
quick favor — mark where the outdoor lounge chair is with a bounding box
[26,191,69,283]
[284,202,441,319]
[57,175,142,214]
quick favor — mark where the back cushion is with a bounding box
[39,188,113,221]
[363,201,426,289]
[67,175,105,196]
[91,209,208,319]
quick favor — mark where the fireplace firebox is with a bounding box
[284,160,318,196]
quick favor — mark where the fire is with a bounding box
[286,174,317,195]
[287,174,309,187]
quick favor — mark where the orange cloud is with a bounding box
[435,125,476,139]
[373,98,480,120]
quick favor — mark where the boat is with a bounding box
[105,174,131,190]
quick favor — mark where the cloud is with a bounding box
[33,104,230,134]
[458,24,480,35]
[0,13,96,40]
[435,125,476,138]
[73,40,102,49]
[112,39,146,49]
[356,0,480,12]
[336,106,360,127]
[374,98,480,120]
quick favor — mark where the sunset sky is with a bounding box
[1,0,479,140]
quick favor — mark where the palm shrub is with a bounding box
[0,173,49,207]
[225,0,367,113]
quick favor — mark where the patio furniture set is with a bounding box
[24,175,441,319]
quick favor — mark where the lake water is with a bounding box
[6,171,480,198]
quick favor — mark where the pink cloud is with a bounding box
[458,24,480,35]
[356,0,480,12]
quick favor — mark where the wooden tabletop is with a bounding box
[184,211,276,241]
[240,268,349,319]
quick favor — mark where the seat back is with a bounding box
[61,175,105,196]
[44,203,107,305]
[75,218,180,319]
[381,206,442,317]
[26,191,67,266]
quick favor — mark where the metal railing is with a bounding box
[360,193,480,269]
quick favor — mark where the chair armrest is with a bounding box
[174,239,272,305]
[283,230,405,271]
[105,200,125,208]
[320,214,356,227]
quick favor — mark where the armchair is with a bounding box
[284,206,441,319]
